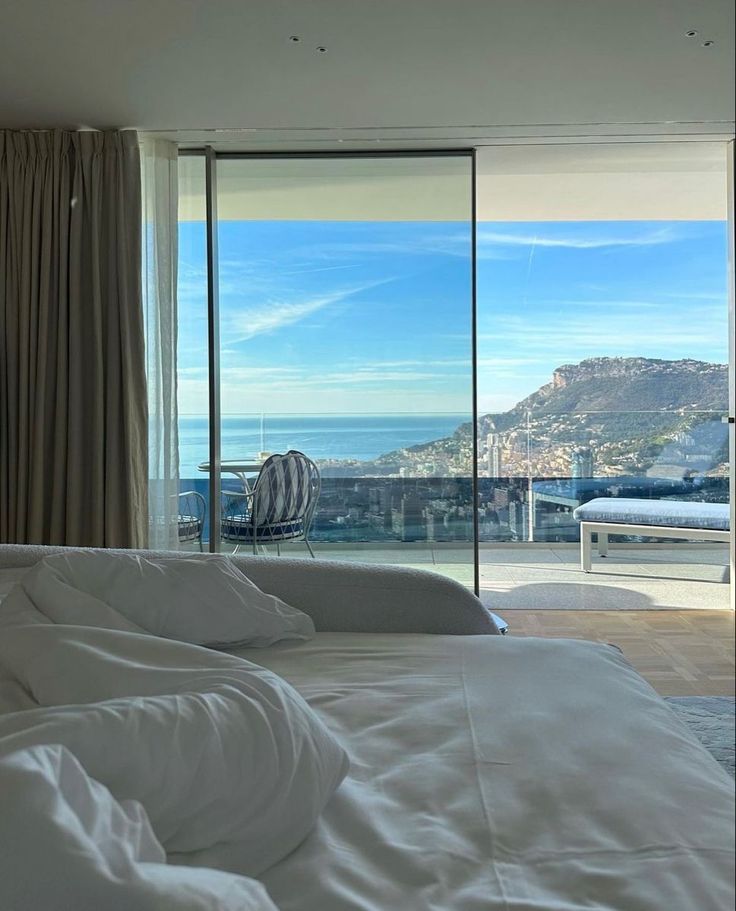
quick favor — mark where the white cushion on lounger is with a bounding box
[573,498,730,531]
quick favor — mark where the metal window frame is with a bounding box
[727,139,735,610]
[179,147,480,594]
[204,148,222,552]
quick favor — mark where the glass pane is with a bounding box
[476,142,730,609]
[176,155,211,551]
[213,156,475,585]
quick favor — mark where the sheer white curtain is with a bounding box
[141,138,180,549]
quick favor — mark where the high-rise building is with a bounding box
[392,494,426,542]
[509,501,530,541]
[570,446,594,478]
[487,433,504,478]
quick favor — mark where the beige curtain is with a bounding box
[0,130,148,547]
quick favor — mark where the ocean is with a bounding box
[178,413,467,478]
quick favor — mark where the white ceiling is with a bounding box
[0,0,734,148]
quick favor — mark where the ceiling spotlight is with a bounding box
[288,35,300,43]
[702,39,715,46]
[685,30,698,37]
[316,46,327,53]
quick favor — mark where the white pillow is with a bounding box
[0,623,350,874]
[3,551,314,647]
[0,744,279,911]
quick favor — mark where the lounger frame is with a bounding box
[579,521,731,572]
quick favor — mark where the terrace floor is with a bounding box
[293,542,732,612]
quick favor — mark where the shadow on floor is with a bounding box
[481,581,659,612]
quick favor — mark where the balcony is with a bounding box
[179,464,729,597]
[211,539,730,609]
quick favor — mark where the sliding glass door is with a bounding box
[475,142,731,610]
[175,142,732,609]
[177,153,476,587]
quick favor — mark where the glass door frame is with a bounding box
[727,139,735,609]
[179,148,481,594]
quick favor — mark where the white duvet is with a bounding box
[0,556,348,910]
[0,559,734,911]
[0,744,278,911]
[230,633,735,911]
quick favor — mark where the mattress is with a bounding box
[1,565,733,909]
[197,633,734,911]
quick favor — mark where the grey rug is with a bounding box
[665,696,735,778]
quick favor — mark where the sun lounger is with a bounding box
[573,498,730,572]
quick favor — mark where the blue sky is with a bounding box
[177,219,728,416]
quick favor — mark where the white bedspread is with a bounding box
[0,564,733,910]
[204,633,734,911]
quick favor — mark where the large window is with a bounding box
[177,154,475,584]
[174,144,731,602]
[476,143,730,544]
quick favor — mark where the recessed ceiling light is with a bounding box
[685,29,698,37]
[288,35,300,43]
[316,46,327,53]
[702,39,715,46]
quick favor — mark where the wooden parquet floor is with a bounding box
[507,611,735,696]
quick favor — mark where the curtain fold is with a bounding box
[0,129,147,548]
[141,139,180,550]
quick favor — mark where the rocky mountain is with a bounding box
[371,358,729,478]
[489,358,728,433]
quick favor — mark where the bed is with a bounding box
[0,545,733,911]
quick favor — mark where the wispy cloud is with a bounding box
[477,310,727,355]
[476,226,683,250]
[293,233,483,261]
[217,366,303,380]
[293,369,442,387]
[280,263,361,276]
[224,279,392,343]
[219,358,469,389]
[341,357,470,370]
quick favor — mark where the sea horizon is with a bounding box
[177,412,468,477]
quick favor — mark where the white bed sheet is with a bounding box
[2,565,733,909]
[200,632,735,911]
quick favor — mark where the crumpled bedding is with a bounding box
[0,558,348,909]
[0,744,279,911]
[1,550,315,646]
[0,560,734,911]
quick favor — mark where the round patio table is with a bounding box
[197,458,265,491]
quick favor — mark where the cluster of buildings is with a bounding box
[311,478,477,543]
[484,431,595,481]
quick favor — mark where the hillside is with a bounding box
[491,358,728,433]
[373,357,729,478]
